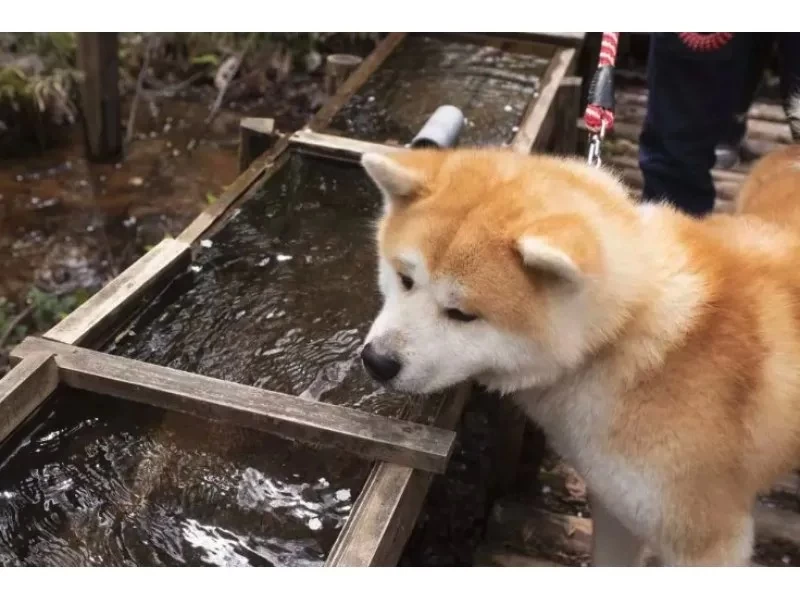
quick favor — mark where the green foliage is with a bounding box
[26,287,90,331]
[190,53,221,67]
[0,288,91,348]
[2,33,77,67]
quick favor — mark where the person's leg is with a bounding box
[639,33,756,217]
[777,33,800,141]
[716,33,775,168]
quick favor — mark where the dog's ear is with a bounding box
[513,214,600,288]
[361,152,423,206]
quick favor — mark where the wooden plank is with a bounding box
[290,129,401,162]
[755,503,800,546]
[41,238,190,347]
[511,47,577,154]
[474,546,564,567]
[606,153,747,186]
[324,54,364,96]
[178,137,292,245]
[238,117,278,173]
[438,33,560,58]
[0,353,59,444]
[553,75,582,156]
[615,88,790,125]
[487,500,593,563]
[325,383,471,566]
[11,337,457,474]
[615,100,793,145]
[308,33,407,133]
[614,162,740,203]
[516,32,586,48]
[76,33,122,162]
[772,472,800,497]
[578,117,786,160]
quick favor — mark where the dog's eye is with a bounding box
[399,273,414,291]
[445,308,478,323]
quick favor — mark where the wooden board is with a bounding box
[43,238,190,347]
[325,383,470,566]
[177,139,292,245]
[290,129,401,162]
[11,337,456,474]
[511,47,578,154]
[308,33,407,133]
[0,352,59,444]
[76,33,122,162]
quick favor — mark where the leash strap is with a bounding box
[584,32,620,167]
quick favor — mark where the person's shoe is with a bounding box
[714,143,741,170]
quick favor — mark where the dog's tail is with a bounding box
[733,94,800,230]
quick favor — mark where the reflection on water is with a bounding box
[0,387,362,566]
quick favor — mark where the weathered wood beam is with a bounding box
[11,337,456,474]
[512,47,578,154]
[0,353,59,444]
[290,129,401,161]
[238,117,278,173]
[41,238,191,347]
[76,33,122,162]
[325,383,470,566]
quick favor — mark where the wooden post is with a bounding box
[487,390,527,497]
[554,76,582,156]
[324,54,363,96]
[238,117,277,173]
[76,33,122,163]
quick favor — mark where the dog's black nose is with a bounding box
[361,343,402,383]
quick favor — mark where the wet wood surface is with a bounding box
[11,336,456,474]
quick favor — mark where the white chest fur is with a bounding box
[513,376,665,539]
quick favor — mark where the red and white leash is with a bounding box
[583,33,735,168]
[584,32,620,167]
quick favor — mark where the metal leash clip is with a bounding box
[586,120,606,168]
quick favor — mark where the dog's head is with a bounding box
[359,148,638,395]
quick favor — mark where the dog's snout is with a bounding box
[361,342,402,383]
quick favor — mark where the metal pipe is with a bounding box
[409,105,465,149]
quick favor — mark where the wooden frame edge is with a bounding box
[290,130,401,162]
[177,137,293,245]
[307,33,407,133]
[43,238,191,347]
[0,352,59,444]
[325,383,471,566]
[511,47,578,154]
[11,337,457,474]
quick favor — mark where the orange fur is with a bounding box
[363,146,800,565]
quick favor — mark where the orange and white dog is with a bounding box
[358,134,800,566]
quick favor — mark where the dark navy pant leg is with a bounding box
[638,33,756,217]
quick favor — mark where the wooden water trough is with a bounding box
[0,32,584,567]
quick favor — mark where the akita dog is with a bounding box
[358,139,800,566]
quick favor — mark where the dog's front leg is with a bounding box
[589,495,645,566]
